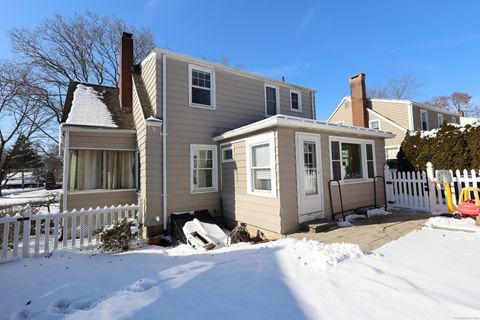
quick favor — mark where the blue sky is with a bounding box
[1,0,479,120]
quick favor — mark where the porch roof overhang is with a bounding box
[213,114,395,142]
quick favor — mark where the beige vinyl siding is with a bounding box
[69,131,136,150]
[276,127,386,233]
[132,76,163,230]
[162,56,314,218]
[67,190,137,211]
[221,137,282,234]
[140,53,158,117]
[369,100,410,129]
[368,116,406,147]
[328,99,353,125]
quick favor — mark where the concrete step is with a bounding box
[302,219,337,233]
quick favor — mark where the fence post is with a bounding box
[384,164,394,211]
[426,162,437,215]
[22,205,31,258]
[138,197,144,226]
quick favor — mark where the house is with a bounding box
[60,33,394,239]
[327,73,463,164]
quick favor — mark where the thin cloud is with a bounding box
[389,33,480,53]
[299,7,317,32]
[255,61,312,79]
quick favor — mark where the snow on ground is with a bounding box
[0,188,62,211]
[1,217,480,320]
[425,216,480,233]
[65,84,117,128]
[337,207,391,227]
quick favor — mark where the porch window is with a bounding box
[330,137,375,182]
[68,150,135,191]
[246,132,277,197]
[190,144,218,193]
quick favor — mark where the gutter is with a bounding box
[162,53,168,233]
[213,115,395,142]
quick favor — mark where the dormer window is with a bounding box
[189,64,215,109]
[265,84,279,116]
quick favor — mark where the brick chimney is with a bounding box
[120,32,133,110]
[349,73,368,127]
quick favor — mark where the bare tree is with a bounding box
[367,74,423,100]
[424,96,450,110]
[9,11,155,124]
[387,74,423,100]
[424,92,479,117]
[0,62,52,196]
[367,86,389,99]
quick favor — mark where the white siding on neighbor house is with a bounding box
[369,100,410,129]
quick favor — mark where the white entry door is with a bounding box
[296,133,323,223]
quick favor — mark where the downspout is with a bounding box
[61,127,69,211]
[162,53,168,233]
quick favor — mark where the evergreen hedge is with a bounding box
[398,122,480,171]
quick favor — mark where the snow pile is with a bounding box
[66,84,117,128]
[276,238,364,271]
[337,207,391,227]
[424,216,480,233]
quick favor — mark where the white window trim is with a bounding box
[188,64,216,110]
[68,149,137,192]
[190,144,218,194]
[437,113,444,127]
[264,83,280,116]
[385,145,400,160]
[289,89,302,112]
[328,136,376,184]
[368,119,381,130]
[420,109,429,131]
[221,145,234,163]
[245,132,277,197]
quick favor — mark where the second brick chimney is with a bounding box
[349,73,368,128]
[120,32,133,110]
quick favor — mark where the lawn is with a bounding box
[0,217,479,320]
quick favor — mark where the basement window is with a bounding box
[189,64,215,109]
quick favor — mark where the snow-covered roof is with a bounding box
[213,114,395,141]
[65,84,117,128]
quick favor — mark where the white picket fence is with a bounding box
[0,201,142,263]
[385,162,480,214]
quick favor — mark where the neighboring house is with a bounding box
[327,73,463,163]
[60,33,393,239]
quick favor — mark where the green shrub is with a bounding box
[44,171,56,190]
[99,218,139,252]
[398,122,480,170]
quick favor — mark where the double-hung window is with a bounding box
[190,145,218,193]
[290,89,302,112]
[189,64,215,108]
[265,84,279,116]
[437,114,444,127]
[330,137,375,182]
[368,120,380,130]
[246,132,276,197]
[451,116,459,124]
[420,109,429,131]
